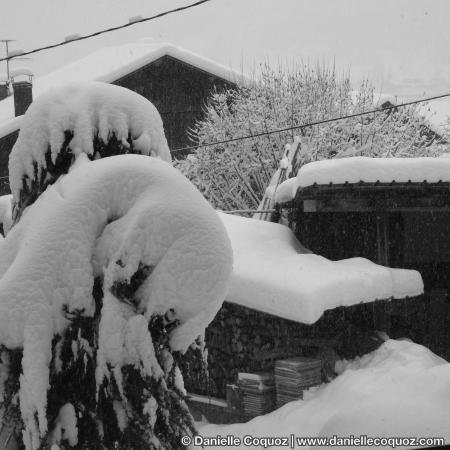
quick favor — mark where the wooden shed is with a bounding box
[278,156,450,360]
[180,211,425,421]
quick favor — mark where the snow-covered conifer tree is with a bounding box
[0,82,233,449]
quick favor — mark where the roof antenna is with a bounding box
[0,39,15,81]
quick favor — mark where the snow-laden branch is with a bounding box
[8,82,172,222]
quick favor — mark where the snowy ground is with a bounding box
[192,340,449,449]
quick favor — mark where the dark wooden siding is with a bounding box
[290,184,450,293]
[113,55,234,157]
[287,187,450,363]
[0,130,18,195]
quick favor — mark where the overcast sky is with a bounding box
[1,0,449,98]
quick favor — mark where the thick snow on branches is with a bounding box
[0,155,232,448]
[0,194,12,235]
[8,82,171,201]
[0,83,232,449]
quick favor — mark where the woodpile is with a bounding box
[274,357,322,407]
[181,299,400,398]
[238,372,276,417]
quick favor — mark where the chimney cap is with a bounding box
[10,67,34,79]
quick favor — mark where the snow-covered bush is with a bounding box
[9,82,172,223]
[177,64,447,211]
[0,82,233,449]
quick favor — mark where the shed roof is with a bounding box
[219,212,423,324]
[276,156,450,205]
[295,156,450,187]
[0,41,247,139]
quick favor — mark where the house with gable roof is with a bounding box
[0,40,246,194]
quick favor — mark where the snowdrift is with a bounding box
[195,339,450,449]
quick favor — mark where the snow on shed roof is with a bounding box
[0,41,247,139]
[219,212,423,324]
[295,156,450,188]
[276,156,450,202]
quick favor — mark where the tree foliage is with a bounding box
[177,63,447,211]
[1,136,196,450]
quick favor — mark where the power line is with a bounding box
[0,0,212,63]
[171,92,450,154]
[220,209,276,215]
[1,94,447,188]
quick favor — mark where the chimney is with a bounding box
[11,69,34,116]
[12,79,32,116]
[0,73,8,101]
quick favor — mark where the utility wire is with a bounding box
[220,209,277,214]
[172,92,450,153]
[0,0,212,63]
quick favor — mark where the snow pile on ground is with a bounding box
[195,339,450,449]
[0,155,232,448]
[219,213,423,324]
[8,81,171,200]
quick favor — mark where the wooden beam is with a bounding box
[301,198,450,213]
[376,212,389,266]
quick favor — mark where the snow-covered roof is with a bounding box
[0,41,248,139]
[297,156,450,187]
[10,67,34,78]
[0,116,21,140]
[276,156,450,201]
[219,212,423,324]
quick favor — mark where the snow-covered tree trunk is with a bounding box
[0,82,233,449]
